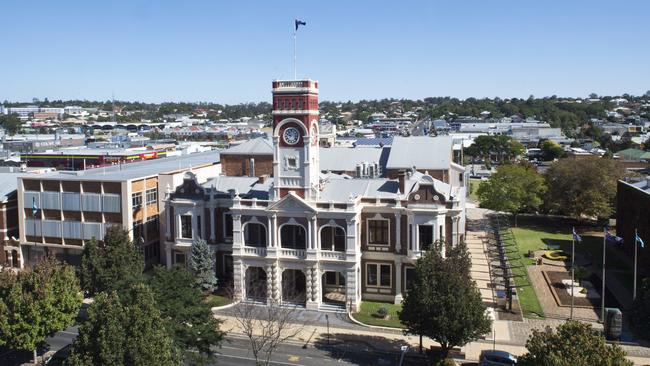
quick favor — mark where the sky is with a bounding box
[1,0,649,104]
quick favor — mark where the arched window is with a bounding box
[244,223,267,247]
[320,226,345,251]
[280,224,306,249]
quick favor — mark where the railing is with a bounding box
[243,246,267,256]
[280,248,306,258]
[320,250,346,261]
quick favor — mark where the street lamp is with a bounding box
[398,345,409,366]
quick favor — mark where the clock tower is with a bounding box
[271,79,320,200]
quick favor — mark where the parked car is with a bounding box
[45,345,71,366]
[479,350,517,366]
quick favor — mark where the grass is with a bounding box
[351,301,405,328]
[203,294,232,308]
[506,215,635,317]
[468,178,482,202]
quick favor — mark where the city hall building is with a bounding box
[164,79,467,311]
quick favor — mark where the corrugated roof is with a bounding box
[24,151,220,182]
[386,136,452,170]
[320,147,388,172]
[319,178,399,201]
[0,173,19,202]
[221,138,273,155]
[201,176,260,196]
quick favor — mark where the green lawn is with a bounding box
[203,294,232,308]
[507,216,634,317]
[351,301,405,328]
[468,179,482,202]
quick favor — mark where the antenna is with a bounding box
[293,23,297,79]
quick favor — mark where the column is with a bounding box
[266,263,280,302]
[310,216,318,250]
[266,216,273,248]
[411,219,419,252]
[232,214,243,248]
[192,210,199,241]
[165,244,172,269]
[305,265,319,310]
[452,216,460,246]
[345,218,356,253]
[307,218,312,250]
[233,259,244,301]
[394,212,402,253]
[210,207,216,242]
[394,258,403,304]
[346,266,360,312]
[165,202,171,240]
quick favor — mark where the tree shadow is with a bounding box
[312,332,429,365]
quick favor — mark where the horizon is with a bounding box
[1,0,649,103]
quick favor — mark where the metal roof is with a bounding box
[0,173,19,202]
[386,136,453,170]
[319,178,399,201]
[24,151,220,182]
[221,138,273,155]
[202,176,260,196]
[320,147,387,172]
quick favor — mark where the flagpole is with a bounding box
[571,227,575,320]
[601,227,606,323]
[634,228,638,301]
[293,26,297,79]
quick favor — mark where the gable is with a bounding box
[267,191,315,213]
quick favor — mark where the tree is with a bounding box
[629,278,650,340]
[67,284,178,366]
[0,113,22,135]
[231,287,305,366]
[465,135,523,166]
[544,157,624,219]
[399,242,491,359]
[0,256,82,364]
[147,266,224,361]
[79,227,144,296]
[539,139,565,161]
[518,321,631,366]
[188,239,218,293]
[477,164,547,226]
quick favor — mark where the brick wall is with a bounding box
[221,154,273,178]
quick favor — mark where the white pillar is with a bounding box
[394,258,403,304]
[266,217,273,248]
[346,219,356,253]
[165,244,172,269]
[233,259,244,301]
[411,221,419,252]
[307,218,312,250]
[270,215,277,248]
[232,214,243,248]
[165,202,171,240]
[346,266,360,312]
[395,212,402,253]
[310,216,318,250]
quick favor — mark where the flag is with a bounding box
[572,228,582,242]
[636,233,645,248]
[605,229,624,244]
[32,197,38,217]
[295,19,306,31]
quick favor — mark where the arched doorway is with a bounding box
[320,226,345,252]
[245,267,267,302]
[282,269,306,304]
[322,271,346,306]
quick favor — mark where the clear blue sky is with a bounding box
[1,0,648,103]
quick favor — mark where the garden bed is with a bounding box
[350,301,405,329]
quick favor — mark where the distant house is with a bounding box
[616,178,650,268]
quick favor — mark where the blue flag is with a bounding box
[32,197,38,217]
[605,232,624,244]
[295,19,306,31]
[636,233,645,248]
[572,228,582,242]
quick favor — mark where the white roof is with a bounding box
[387,136,452,170]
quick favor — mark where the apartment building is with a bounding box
[164,79,466,312]
[17,151,220,268]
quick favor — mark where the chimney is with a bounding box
[398,169,407,194]
[258,174,269,184]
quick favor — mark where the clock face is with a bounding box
[283,127,300,145]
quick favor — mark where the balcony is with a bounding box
[280,248,306,259]
[243,246,267,257]
[320,251,346,261]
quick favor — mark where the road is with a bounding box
[0,325,430,366]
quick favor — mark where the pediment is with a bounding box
[267,191,316,213]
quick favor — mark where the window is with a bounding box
[145,188,157,205]
[366,263,391,287]
[133,220,144,243]
[180,215,192,239]
[368,219,389,245]
[287,157,297,168]
[419,225,434,251]
[223,213,233,239]
[244,223,267,247]
[146,216,159,240]
[404,267,416,291]
[132,192,142,210]
[280,224,306,249]
[174,252,186,267]
[320,226,345,251]
[325,272,344,286]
